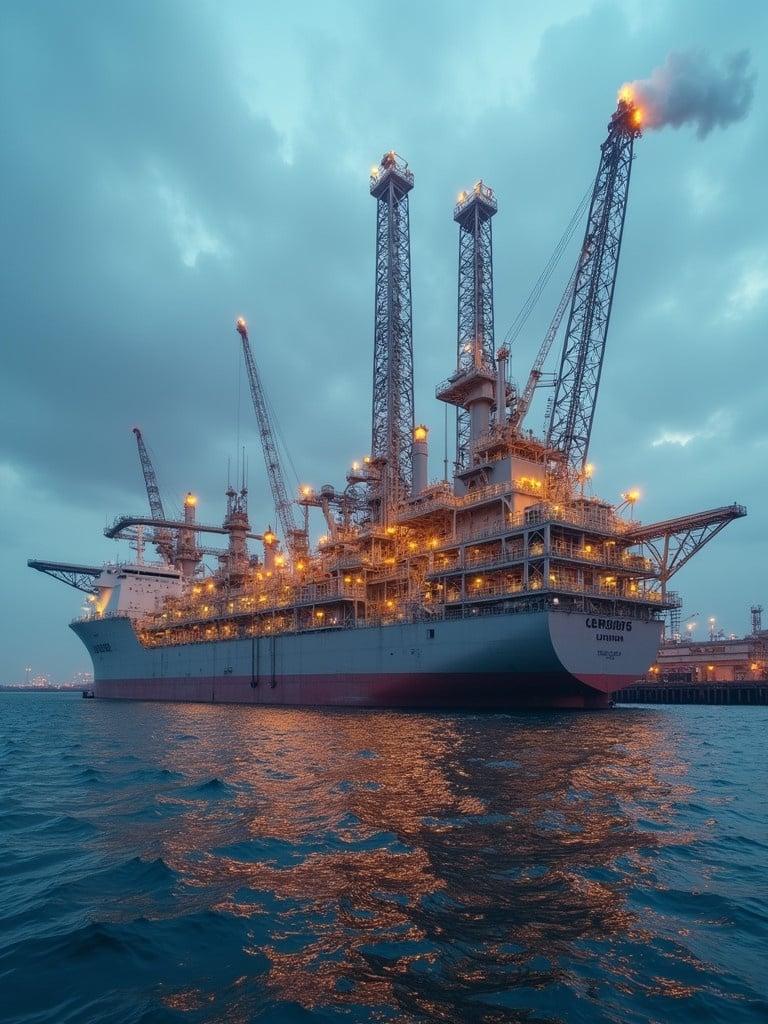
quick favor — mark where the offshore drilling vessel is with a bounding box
[30,96,745,709]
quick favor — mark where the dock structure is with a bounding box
[645,612,767,684]
[617,681,768,706]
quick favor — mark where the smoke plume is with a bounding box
[622,50,755,137]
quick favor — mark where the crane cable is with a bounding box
[234,323,302,494]
[502,187,591,352]
[265,390,301,490]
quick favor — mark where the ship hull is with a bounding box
[72,609,661,710]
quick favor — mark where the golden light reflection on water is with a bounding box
[139,708,703,1020]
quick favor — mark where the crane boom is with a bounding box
[132,427,165,520]
[510,260,578,431]
[132,427,174,562]
[235,318,303,556]
[546,99,641,471]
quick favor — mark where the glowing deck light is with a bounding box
[184,493,197,507]
[413,425,428,442]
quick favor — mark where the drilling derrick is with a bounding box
[235,318,307,559]
[132,427,174,562]
[453,181,497,468]
[546,100,641,473]
[369,152,415,518]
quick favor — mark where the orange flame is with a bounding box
[617,84,645,129]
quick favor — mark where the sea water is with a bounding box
[1,693,766,1023]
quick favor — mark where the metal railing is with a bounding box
[133,586,671,649]
[548,541,654,572]
[428,543,654,577]
[454,180,497,217]
[445,578,667,605]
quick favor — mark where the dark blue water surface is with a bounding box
[1,694,766,1024]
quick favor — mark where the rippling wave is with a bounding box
[1,694,766,1023]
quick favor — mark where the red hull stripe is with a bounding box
[573,673,638,693]
[95,672,620,709]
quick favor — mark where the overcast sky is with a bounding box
[1,0,766,681]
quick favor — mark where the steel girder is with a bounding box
[27,560,101,594]
[623,504,747,594]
